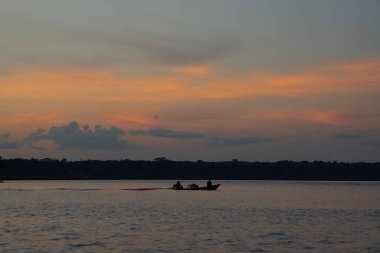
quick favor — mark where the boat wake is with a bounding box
[122,187,169,191]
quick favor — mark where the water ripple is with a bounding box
[1,180,379,252]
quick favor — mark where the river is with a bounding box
[1,180,379,252]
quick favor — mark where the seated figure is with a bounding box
[173,181,183,190]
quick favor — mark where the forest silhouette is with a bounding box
[0,157,379,180]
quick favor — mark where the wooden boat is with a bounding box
[173,184,220,191]
[185,184,220,190]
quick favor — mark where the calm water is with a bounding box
[1,180,379,252]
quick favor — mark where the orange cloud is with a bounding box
[1,57,379,102]
[1,57,378,136]
[267,58,380,95]
[246,108,353,126]
[174,65,212,75]
[308,110,352,126]
[197,57,380,99]
[4,113,68,125]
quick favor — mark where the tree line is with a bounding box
[0,157,379,180]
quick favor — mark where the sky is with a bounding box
[1,0,380,162]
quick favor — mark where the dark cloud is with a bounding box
[0,13,241,70]
[330,131,380,140]
[330,133,362,139]
[130,31,240,66]
[330,131,380,149]
[367,139,380,149]
[206,136,271,146]
[23,121,135,150]
[0,134,19,149]
[129,127,203,139]
[22,128,48,150]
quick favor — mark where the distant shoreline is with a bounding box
[1,158,379,181]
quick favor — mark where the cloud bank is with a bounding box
[0,134,19,149]
[23,121,134,150]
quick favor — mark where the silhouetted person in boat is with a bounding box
[207,179,212,188]
[173,181,183,190]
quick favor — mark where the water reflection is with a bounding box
[1,181,379,252]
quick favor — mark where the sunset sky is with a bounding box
[1,0,380,161]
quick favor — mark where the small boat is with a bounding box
[184,184,220,190]
[172,183,220,191]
